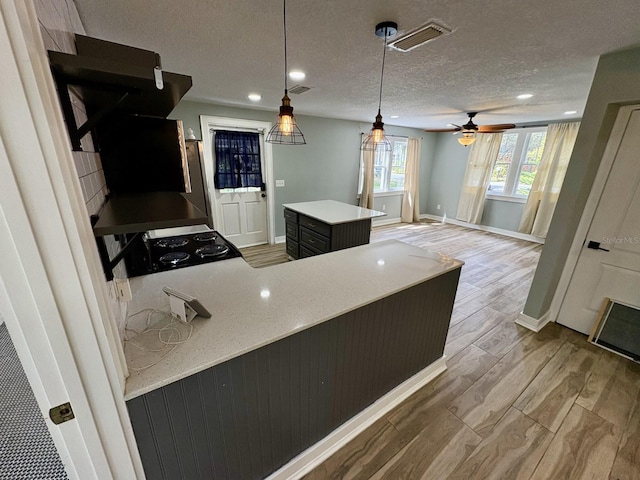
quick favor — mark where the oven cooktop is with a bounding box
[124,229,243,277]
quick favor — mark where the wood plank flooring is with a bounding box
[242,221,640,479]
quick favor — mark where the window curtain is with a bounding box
[519,122,580,238]
[456,133,503,224]
[401,137,421,222]
[359,138,375,209]
[213,130,262,189]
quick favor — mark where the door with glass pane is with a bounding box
[212,130,268,247]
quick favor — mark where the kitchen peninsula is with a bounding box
[124,240,462,480]
[283,199,386,259]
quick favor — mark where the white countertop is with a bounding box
[124,240,462,400]
[282,200,386,224]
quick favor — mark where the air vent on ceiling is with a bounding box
[289,85,310,94]
[388,21,452,52]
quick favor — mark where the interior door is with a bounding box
[558,107,640,334]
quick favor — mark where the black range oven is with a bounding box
[123,226,242,277]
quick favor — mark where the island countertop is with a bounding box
[282,199,386,224]
[124,240,462,400]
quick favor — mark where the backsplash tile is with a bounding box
[36,0,128,340]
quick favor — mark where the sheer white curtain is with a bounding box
[519,122,580,237]
[456,133,503,224]
[359,147,375,209]
[401,137,421,222]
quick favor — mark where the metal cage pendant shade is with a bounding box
[362,21,397,152]
[266,0,306,145]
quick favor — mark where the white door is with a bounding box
[558,106,640,334]
[215,186,268,247]
[200,117,274,248]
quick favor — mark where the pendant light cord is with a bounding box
[283,0,288,93]
[377,26,389,112]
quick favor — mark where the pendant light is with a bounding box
[458,131,477,147]
[266,0,306,145]
[361,21,397,152]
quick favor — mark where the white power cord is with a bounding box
[124,308,193,372]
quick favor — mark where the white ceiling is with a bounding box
[74,0,640,130]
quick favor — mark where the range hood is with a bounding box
[48,35,192,151]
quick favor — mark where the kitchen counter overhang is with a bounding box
[124,239,463,400]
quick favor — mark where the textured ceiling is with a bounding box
[73,0,640,130]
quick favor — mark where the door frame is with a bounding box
[200,115,275,245]
[0,2,144,478]
[549,104,640,324]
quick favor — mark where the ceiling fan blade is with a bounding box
[424,128,460,133]
[478,123,516,132]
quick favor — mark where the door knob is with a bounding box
[261,193,266,198]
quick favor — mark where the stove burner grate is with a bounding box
[196,244,229,258]
[193,232,217,242]
[155,237,189,248]
[159,251,191,265]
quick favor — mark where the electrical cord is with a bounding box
[124,308,193,372]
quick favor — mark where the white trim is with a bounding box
[485,194,527,204]
[199,115,275,245]
[421,214,545,244]
[266,356,447,480]
[516,310,552,332]
[373,216,402,227]
[275,235,286,244]
[0,2,143,477]
[548,105,640,325]
[374,191,404,198]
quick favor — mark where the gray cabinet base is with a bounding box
[127,268,460,480]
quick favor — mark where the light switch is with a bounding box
[276,179,285,187]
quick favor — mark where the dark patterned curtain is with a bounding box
[213,130,262,189]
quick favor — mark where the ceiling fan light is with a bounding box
[458,131,476,147]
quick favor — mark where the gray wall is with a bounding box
[524,45,640,318]
[425,133,525,231]
[169,101,437,237]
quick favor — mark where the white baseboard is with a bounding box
[421,214,545,244]
[372,216,401,227]
[516,310,552,332]
[275,235,286,244]
[266,356,447,480]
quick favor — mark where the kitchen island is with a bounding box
[124,240,462,480]
[283,199,385,259]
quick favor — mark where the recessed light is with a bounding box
[248,93,262,102]
[289,70,306,81]
[390,115,400,119]
[564,110,578,115]
[517,93,533,100]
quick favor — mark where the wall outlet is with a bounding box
[115,279,132,302]
[382,204,386,211]
[275,179,285,187]
[437,204,441,210]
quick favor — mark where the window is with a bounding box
[213,130,263,189]
[372,136,408,193]
[487,127,547,199]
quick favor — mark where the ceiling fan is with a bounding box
[425,112,516,146]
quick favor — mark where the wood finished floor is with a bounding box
[242,221,640,479]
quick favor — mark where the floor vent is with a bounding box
[289,85,310,95]
[389,22,452,52]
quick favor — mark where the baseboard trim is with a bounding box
[265,356,447,480]
[275,235,286,244]
[421,214,545,244]
[372,216,402,227]
[516,310,552,332]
